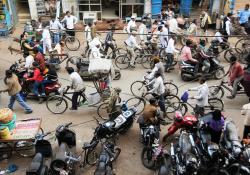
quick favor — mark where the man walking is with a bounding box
[104,26,116,58]
[0,70,32,114]
[238,4,250,26]
[61,11,78,37]
[41,25,52,55]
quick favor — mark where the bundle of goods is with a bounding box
[0,108,16,139]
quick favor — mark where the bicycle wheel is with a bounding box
[0,143,12,160]
[46,95,68,114]
[141,55,154,69]
[130,81,147,97]
[14,140,35,157]
[207,98,224,111]
[164,82,178,96]
[97,102,109,120]
[125,97,146,115]
[115,55,130,69]
[209,86,224,99]
[235,38,250,52]
[165,95,180,115]
[65,56,82,68]
[65,36,80,51]
[109,48,127,59]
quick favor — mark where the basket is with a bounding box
[0,108,13,123]
[0,113,16,131]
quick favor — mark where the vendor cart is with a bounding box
[0,118,43,160]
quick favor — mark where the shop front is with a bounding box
[77,0,144,21]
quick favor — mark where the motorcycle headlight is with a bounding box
[207,143,219,157]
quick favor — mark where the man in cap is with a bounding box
[124,31,141,68]
[126,15,137,34]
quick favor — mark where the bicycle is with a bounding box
[125,92,180,120]
[235,36,250,53]
[178,91,224,117]
[114,47,151,70]
[46,86,88,114]
[130,73,179,97]
[209,78,246,99]
[58,30,80,51]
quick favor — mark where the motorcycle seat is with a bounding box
[83,141,97,149]
[180,60,194,67]
[26,153,43,174]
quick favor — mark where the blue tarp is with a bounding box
[180,0,193,17]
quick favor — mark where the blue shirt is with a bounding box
[238,10,250,24]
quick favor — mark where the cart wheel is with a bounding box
[14,140,35,157]
[97,102,109,120]
[0,143,12,160]
[46,95,68,114]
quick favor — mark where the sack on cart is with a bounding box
[88,58,113,74]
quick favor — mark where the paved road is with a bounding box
[0,27,248,175]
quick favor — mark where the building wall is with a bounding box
[234,0,249,10]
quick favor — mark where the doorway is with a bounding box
[102,0,119,19]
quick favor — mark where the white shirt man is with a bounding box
[41,27,52,54]
[148,62,165,80]
[70,72,85,92]
[85,24,92,42]
[225,17,231,35]
[214,31,224,43]
[139,21,147,42]
[90,46,102,59]
[125,32,141,66]
[169,18,179,33]
[24,55,34,69]
[189,81,209,107]
[127,17,137,34]
[50,19,64,33]
[61,14,78,29]
[159,26,168,48]
[165,37,179,54]
[149,75,165,95]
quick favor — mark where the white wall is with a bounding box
[61,0,77,15]
[145,0,151,14]
[28,0,38,20]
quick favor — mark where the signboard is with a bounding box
[0,118,41,141]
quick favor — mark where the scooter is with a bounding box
[179,54,225,81]
[50,123,78,175]
[26,153,49,175]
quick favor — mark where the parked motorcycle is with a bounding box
[94,106,137,140]
[94,141,121,175]
[26,153,49,175]
[179,54,225,81]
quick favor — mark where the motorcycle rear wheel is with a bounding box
[86,148,99,165]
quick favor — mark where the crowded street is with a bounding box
[0,0,250,175]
